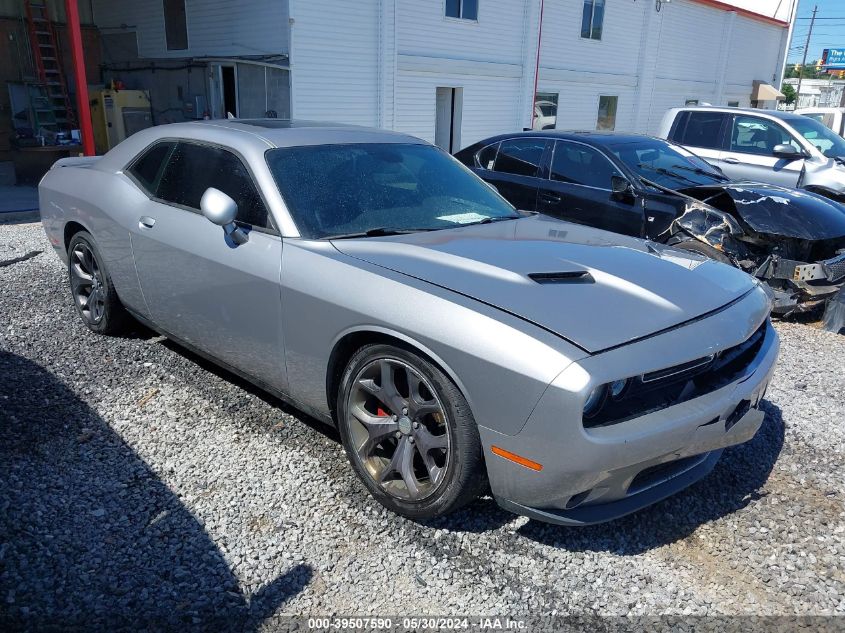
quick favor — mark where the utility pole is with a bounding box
[796,4,818,108]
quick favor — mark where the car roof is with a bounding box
[165,118,425,149]
[667,105,807,123]
[468,130,665,148]
[795,107,845,113]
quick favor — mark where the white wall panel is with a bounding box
[92,0,289,58]
[288,0,379,125]
[538,0,645,78]
[395,71,522,149]
[397,0,526,66]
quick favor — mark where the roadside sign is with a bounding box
[822,48,845,69]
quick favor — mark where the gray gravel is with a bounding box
[1,221,844,628]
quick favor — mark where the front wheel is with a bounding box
[337,344,487,520]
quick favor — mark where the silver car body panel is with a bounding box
[39,119,778,524]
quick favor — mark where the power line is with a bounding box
[797,4,818,99]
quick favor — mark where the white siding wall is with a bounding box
[539,0,644,78]
[290,0,530,146]
[397,0,526,66]
[92,0,289,58]
[395,71,522,147]
[288,0,380,126]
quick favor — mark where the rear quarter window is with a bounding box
[493,138,547,177]
[670,111,727,150]
[127,142,176,196]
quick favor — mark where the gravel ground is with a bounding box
[1,221,844,629]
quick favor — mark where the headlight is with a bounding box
[609,378,629,400]
[583,384,608,419]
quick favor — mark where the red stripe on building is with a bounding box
[689,0,790,28]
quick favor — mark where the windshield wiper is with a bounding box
[636,163,700,186]
[461,214,523,226]
[668,163,728,181]
[327,227,437,240]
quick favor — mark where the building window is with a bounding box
[597,95,617,130]
[581,0,604,40]
[164,0,188,51]
[533,93,558,130]
[446,0,478,21]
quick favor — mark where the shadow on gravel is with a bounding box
[156,336,341,443]
[0,351,311,631]
[516,401,786,554]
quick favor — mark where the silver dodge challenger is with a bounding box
[39,120,779,525]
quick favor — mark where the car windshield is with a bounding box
[789,116,845,158]
[609,139,727,190]
[266,143,520,239]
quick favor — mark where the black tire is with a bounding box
[672,239,732,265]
[337,343,487,520]
[67,231,131,335]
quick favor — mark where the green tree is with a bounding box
[781,83,797,105]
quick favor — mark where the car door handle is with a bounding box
[539,193,562,203]
[722,158,740,164]
[138,216,156,229]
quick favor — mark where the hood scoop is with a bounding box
[528,271,594,285]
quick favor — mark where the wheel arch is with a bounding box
[63,220,90,253]
[325,327,473,424]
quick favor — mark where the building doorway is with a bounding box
[209,63,238,118]
[435,87,463,153]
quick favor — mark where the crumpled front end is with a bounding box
[668,191,845,320]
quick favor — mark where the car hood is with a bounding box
[332,216,756,353]
[679,182,845,241]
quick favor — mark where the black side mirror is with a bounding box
[772,144,805,160]
[611,175,635,199]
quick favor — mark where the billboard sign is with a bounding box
[822,48,845,69]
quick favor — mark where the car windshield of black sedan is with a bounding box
[266,143,519,239]
[609,139,727,190]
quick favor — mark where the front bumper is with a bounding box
[497,449,723,526]
[756,252,845,315]
[480,290,779,526]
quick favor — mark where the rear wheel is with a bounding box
[672,239,732,265]
[68,231,130,335]
[337,344,487,520]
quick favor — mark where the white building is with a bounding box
[782,78,845,110]
[91,0,797,151]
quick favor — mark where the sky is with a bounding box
[788,0,845,64]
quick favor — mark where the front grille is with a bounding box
[628,454,709,496]
[585,322,769,429]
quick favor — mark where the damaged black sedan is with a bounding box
[455,132,845,331]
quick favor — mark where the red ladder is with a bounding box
[24,0,77,130]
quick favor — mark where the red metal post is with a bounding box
[531,0,545,130]
[65,0,95,155]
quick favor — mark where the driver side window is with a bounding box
[550,141,620,189]
[729,116,799,156]
[156,142,274,231]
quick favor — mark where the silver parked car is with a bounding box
[660,106,845,200]
[40,120,779,525]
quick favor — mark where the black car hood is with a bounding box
[679,182,845,241]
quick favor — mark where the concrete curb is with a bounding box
[0,210,41,224]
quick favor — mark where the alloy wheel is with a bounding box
[70,242,105,324]
[346,358,451,501]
